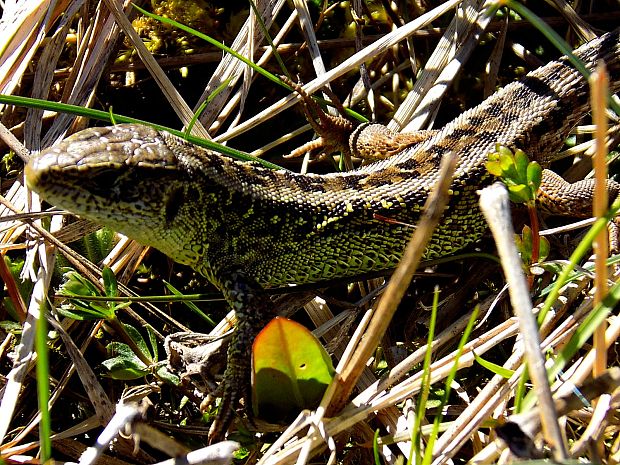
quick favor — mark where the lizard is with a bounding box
[25,27,620,441]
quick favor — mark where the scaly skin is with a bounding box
[26,28,620,440]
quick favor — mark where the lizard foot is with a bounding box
[283,76,356,161]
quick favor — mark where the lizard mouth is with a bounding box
[24,158,42,192]
[25,154,75,201]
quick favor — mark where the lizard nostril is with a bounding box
[24,160,40,190]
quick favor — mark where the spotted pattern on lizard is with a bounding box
[26,27,620,440]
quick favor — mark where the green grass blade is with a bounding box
[36,307,52,462]
[0,93,284,170]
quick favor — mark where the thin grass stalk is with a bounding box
[590,62,609,377]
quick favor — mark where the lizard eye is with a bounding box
[84,167,125,195]
[164,186,184,224]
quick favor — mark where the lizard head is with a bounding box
[26,124,219,268]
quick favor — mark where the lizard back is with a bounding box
[26,28,620,288]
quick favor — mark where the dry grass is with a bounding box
[1,1,620,464]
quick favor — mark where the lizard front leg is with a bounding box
[207,270,275,443]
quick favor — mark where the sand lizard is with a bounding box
[25,27,620,440]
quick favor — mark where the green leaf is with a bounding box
[123,323,153,364]
[521,225,532,244]
[56,305,108,321]
[499,153,517,178]
[103,342,148,380]
[538,236,550,262]
[58,270,114,320]
[163,281,216,326]
[507,184,530,203]
[59,269,132,321]
[155,364,180,385]
[146,324,158,361]
[497,144,513,157]
[485,160,503,177]
[526,161,543,192]
[102,267,118,298]
[514,233,523,253]
[61,270,99,297]
[515,225,549,265]
[474,352,515,378]
[252,317,335,422]
[487,146,540,205]
[515,225,534,263]
[513,149,529,181]
[82,227,116,264]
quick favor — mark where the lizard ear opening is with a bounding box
[164,186,184,224]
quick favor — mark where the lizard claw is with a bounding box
[282,76,356,160]
[205,357,251,443]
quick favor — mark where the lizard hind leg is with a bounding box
[537,168,620,217]
[538,168,620,255]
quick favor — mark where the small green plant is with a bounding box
[1,256,34,321]
[486,145,541,205]
[103,322,177,383]
[487,145,549,268]
[59,267,178,383]
[58,267,130,321]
